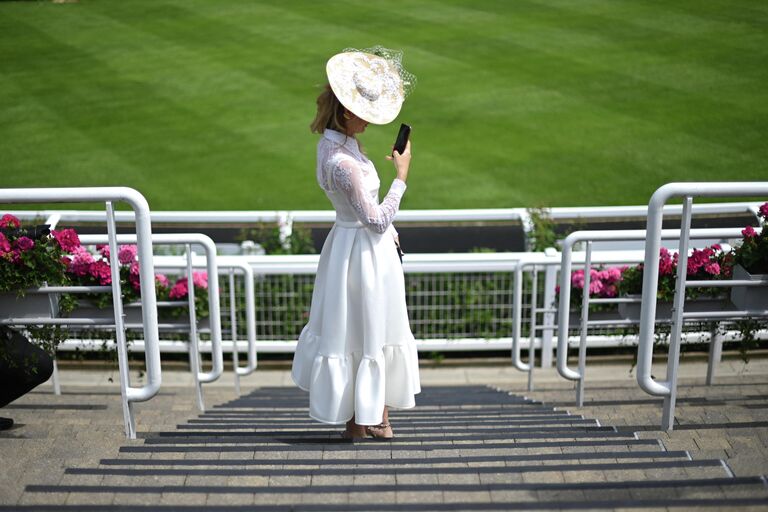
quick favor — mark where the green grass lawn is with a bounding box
[1,0,766,211]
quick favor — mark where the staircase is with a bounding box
[13,384,768,510]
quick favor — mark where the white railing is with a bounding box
[7,202,762,255]
[78,234,224,412]
[0,187,160,439]
[154,256,257,396]
[637,183,768,431]
[557,227,759,408]
[7,202,760,225]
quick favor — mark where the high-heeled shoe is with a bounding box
[365,422,394,439]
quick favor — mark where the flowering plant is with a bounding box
[64,243,210,320]
[617,244,731,301]
[562,266,625,307]
[0,214,73,297]
[732,202,768,274]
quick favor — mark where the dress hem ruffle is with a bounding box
[292,330,421,425]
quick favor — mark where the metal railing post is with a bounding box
[636,182,768,432]
[229,269,240,395]
[556,234,583,383]
[232,262,257,379]
[0,187,162,440]
[185,244,204,412]
[79,233,225,413]
[706,324,723,386]
[527,267,537,391]
[576,242,593,407]
[106,201,135,437]
[511,263,531,372]
[661,197,693,430]
[541,254,558,368]
[51,360,61,396]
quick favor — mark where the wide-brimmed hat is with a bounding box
[326,46,416,125]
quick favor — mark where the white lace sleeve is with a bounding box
[330,158,406,234]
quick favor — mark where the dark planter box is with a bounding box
[618,294,731,321]
[730,264,768,311]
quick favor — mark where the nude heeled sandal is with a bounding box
[366,422,394,439]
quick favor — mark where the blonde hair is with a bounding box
[310,84,347,134]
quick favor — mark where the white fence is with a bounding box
[2,188,766,438]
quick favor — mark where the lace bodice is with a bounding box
[317,129,406,235]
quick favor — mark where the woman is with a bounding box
[291,47,421,439]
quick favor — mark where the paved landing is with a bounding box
[2,367,768,510]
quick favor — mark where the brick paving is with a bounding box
[1,357,767,511]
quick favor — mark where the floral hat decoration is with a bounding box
[326,45,416,125]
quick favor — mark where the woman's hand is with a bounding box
[386,140,411,182]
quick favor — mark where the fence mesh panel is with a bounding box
[218,271,524,342]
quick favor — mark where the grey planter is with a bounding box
[567,308,624,325]
[730,264,768,311]
[66,301,143,323]
[0,292,59,320]
[618,294,731,321]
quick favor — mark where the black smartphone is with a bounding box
[392,123,411,155]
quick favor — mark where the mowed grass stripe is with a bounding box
[0,0,765,210]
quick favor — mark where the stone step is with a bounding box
[176,418,601,429]
[97,450,692,468]
[65,458,731,479]
[119,438,665,454]
[26,476,768,499]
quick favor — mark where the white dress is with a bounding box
[291,129,421,426]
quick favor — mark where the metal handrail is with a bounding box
[557,227,758,408]
[0,187,161,439]
[6,201,761,224]
[79,234,224,411]
[153,256,257,395]
[637,182,768,431]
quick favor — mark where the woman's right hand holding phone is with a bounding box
[387,140,411,182]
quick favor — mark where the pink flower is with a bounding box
[155,274,169,288]
[658,248,675,276]
[117,245,137,265]
[0,233,10,255]
[0,214,20,229]
[687,249,709,276]
[51,228,81,253]
[89,260,112,285]
[169,278,189,299]
[742,225,757,239]
[129,261,141,290]
[67,246,95,276]
[9,249,21,263]
[192,271,208,289]
[704,262,720,276]
[97,244,110,260]
[602,284,618,298]
[759,202,768,219]
[588,279,604,296]
[571,269,585,290]
[14,236,34,252]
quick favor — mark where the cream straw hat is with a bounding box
[326,46,416,125]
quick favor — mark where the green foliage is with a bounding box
[732,204,768,274]
[733,319,761,364]
[526,207,558,252]
[237,223,316,255]
[0,226,69,294]
[617,246,731,301]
